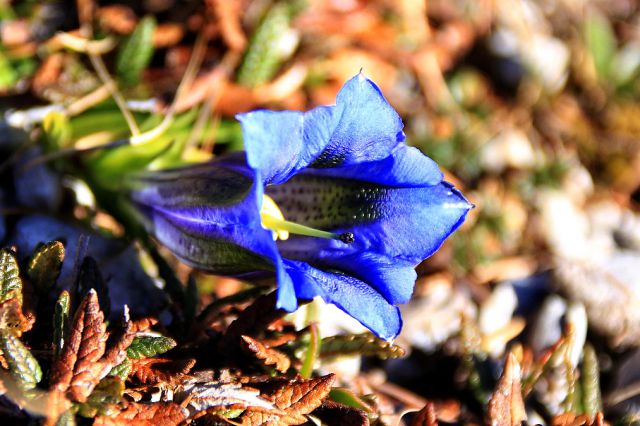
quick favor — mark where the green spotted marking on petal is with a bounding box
[266,175,388,229]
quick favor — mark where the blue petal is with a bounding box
[310,73,405,168]
[314,253,418,305]
[284,260,402,340]
[270,178,472,265]
[237,73,405,184]
[301,144,443,187]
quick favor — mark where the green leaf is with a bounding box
[581,344,602,416]
[87,135,174,189]
[55,409,77,426]
[237,3,298,87]
[27,241,65,295]
[77,377,124,418]
[42,111,72,149]
[0,49,18,90]
[126,335,176,359]
[0,330,42,389]
[108,357,132,381]
[0,249,21,303]
[329,388,375,414]
[116,15,157,86]
[584,11,617,81]
[53,291,70,358]
[319,333,406,360]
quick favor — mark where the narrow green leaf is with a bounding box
[320,333,406,360]
[116,15,157,86]
[584,11,617,81]
[87,135,174,189]
[27,241,65,295]
[0,330,42,389]
[300,323,319,379]
[237,3,297,87]
[126,335,176,359]
[108,357,132,381]
[582,344,602,415]
[329,388,375,413]
[53,291,70,358]
[0,249,21,304]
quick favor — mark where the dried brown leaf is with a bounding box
[551,412,609,426]
[241,335,291,373]
[50,289,108,402]
[94,401,188,426]
[487,352,527,426]
[180,381,274,413]
[153,23,184,48]
[131,357,195,385]
[98,5,137,34]
[130,317,159,333]
[0,298,32,336]
[313,400,369,426]
[241,374,336,426]
[50,290,135,403]
[222,293,287,352]
[410,402,438,426]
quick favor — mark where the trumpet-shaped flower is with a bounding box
[130,73,472,340]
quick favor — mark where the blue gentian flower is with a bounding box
[131,73,472,340]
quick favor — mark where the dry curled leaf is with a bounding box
[130,317,159,333]
[487,352,527,426]
[131,357,195,385]
[207,0,247,51]
[313,400,369,426]
[0,297,33,336]
[410,402,438,426]
[94,401,188,426]
[241,335,291,373]
[241,374,336,425]
[221,293,287,352]
[50,290,134,403]
[98,5,138,34]
[551,412,608,426]
[178,381,274,413]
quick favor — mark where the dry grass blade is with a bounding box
[487,352,527,426]
[94,401,188,426]
[241,335,291,373]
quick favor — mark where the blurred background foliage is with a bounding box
[3,0,640,424]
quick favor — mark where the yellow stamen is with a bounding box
[260,195,354,244]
